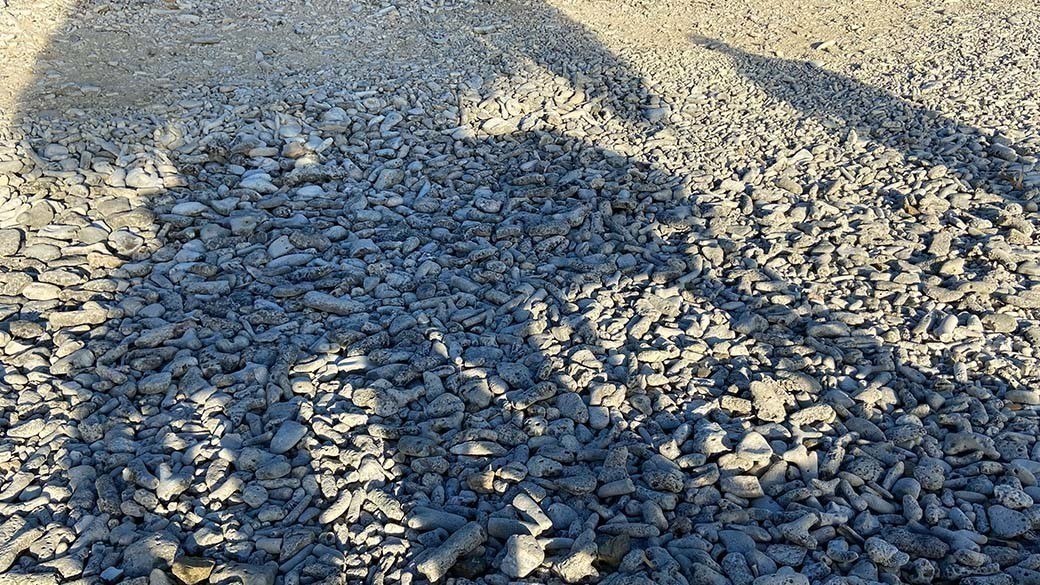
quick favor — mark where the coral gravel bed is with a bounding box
[1,0,1040,584]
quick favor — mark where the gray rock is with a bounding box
[301,291,365,315]
[501,534,544,578]
[753,573,809,585]
[270,420,307,454]
[139,372,172,394]
[416,522,486,582]
[0,229,22,256]
[989,505,1030,538]
[122,533,178,577]
[125,168,164,189]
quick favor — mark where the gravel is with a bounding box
[1,0,1040,583]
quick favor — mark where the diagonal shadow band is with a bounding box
[692,35,1039,197]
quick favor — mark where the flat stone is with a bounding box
[0,229,22,256]
[269,420,307,454]
[501,534,544,578]
[989,505,1030,538]
[125,168,164,189]
[301,291,365,315]
[122,533,178,577]
[139,372,172,394]
[171,557,214,585]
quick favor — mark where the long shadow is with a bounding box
[695,37,1038,197]
[3,5,1040,585]
[0,1,683,584]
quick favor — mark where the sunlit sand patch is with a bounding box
[0,0,77,128]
